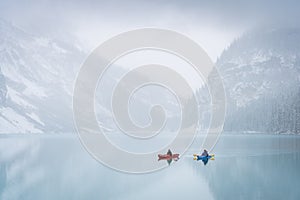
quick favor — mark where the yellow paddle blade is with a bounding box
[210,154,215,157]
[193,154,198,157]
[193,157,197,160]
[210,157,215,160]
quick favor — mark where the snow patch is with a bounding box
[0,107,42,133]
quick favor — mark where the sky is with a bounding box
[0,0,299,61]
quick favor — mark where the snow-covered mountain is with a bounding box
[0,20,85,133]
[0,19,184,134]
[217,28,300,133]
[1,19,299,134]
[0,67,6,105]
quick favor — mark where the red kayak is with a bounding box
[158,154,180,160]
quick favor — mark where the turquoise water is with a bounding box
[0,134,299,200]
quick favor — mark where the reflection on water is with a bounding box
[0,134,299,200]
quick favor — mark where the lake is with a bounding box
[0,134,299,200]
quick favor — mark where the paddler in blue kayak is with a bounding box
[193,149,214,165]
[201,149,209,157]
[201,149,209,165]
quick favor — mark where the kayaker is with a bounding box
[167,149,172,156]
[201,149,209,157]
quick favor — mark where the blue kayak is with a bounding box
[195,155,213,161]
[193,154,215,161]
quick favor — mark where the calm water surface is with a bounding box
[0,134,299,200]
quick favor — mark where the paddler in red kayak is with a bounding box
[158,149,179,165]
[167,149,172,156]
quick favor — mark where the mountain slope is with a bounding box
[0,20,85,133]
[217,28,300,133]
